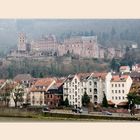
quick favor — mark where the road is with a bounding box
[50,109,140,118]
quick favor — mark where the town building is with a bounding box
[132,64,140,72]
[86,72,112,105]
[63,72,112,107]
[130,71,140,83]
[119,66,130,73]
[29,78,55,106]
[44,78,64,108]
[109,75,132,106]
[63,73,91,107]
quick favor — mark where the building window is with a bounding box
[75,91,77,96]
[72,82,74,87]
[94,88,97,94]
[112,96,114,100]
[89,81,92,86]
[69,83,71,87]
[78,95,80,100]
[75,79,77,83]
[69,95,71,99]
[75,85,77,90]
[112,84,114,87]
[94,82,97,87]
[112,90,114,93]
[73,95,74,99]
[122,90,124,93]
[119,90,121,93]
[122,84,124,87]
[115,84,117,87]
[115,97,117,100]
[118,84,120,87]
[115,90,117,93]
[75,98,77,103]
[90,88,92,92]
[119,96,121,100]
[123,96,125,100]
[78,82,80,86]
[78,89,80,93]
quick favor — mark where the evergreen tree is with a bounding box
[82,92,90,107]
[39,72,44,78]
[110,58,120,72]
[64,98,69,107]
[102,93,108,108]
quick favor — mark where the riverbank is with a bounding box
[0,108,139,122]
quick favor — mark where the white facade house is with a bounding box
[63,73,90,107]
[86,72,111,105]
[63,72,112,107]
[119,66,130,73]
[109,75,132,106]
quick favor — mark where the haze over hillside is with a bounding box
[0,19,140,55]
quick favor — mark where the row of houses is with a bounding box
[0,71,134,108]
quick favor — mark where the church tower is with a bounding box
[18,33,27,52]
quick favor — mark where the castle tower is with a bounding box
[18,33,27,52]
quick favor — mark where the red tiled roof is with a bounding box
[92,72,107,80]
[30,78,55,92]
[0,79,6,84]
[111,75,129,82]
[76,72,91,80]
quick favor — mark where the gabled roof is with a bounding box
[30,78,55,92]
[91,72,107,80]
[76,72,92,81]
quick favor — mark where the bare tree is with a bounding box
[12,84,24,108]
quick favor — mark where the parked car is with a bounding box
[72,107,83,113]
[42,106,51,113]
[102,111,112,115]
